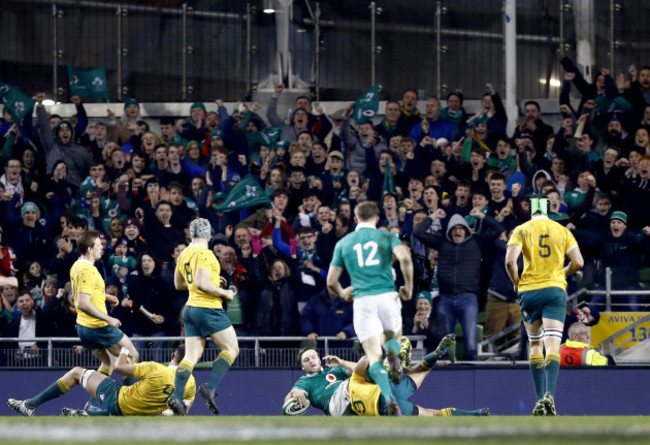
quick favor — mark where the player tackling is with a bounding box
[285,335,489,417]
[8,344,195,416]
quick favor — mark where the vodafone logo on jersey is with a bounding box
[326,374,337,383]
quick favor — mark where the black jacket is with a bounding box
[249,255,301,336]
[413,214,502,295]
[126,270,176,335]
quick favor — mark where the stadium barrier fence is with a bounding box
[0,335,427,369]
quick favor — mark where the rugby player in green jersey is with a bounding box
[285,335,489,417]
[327,201,413,416]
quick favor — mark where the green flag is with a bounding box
[249,125,284,148]
[68,64,109,99]
[0,82,35,123]
[353,83,380,123]
[215,175,271,212]
[381,157,395,197]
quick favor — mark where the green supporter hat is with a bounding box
[415,291,432,305]
[54,120,75,141]
[610,211,627,224]
[191,102,206,113]
[124,98,139,109]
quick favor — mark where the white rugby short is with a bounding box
[353,291,402,343]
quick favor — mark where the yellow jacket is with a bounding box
[560,340,608,366]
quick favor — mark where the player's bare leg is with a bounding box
[107,337,140,386]
[9,367,107,416]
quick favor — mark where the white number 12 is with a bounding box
[353,241,380,267]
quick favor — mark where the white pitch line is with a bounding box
[1,421,650,442]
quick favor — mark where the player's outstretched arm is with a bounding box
[114,347,135,377]
[285,388,309,406]
[323,355,356,374]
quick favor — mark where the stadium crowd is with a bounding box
[1,48,649,362]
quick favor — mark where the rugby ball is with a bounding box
[282,398,310,416]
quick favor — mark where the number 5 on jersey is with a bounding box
[538,235,551,258]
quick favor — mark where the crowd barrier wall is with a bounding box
[1,366,648,416]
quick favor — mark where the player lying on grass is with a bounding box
[284,334,490,417]
[8,344,194,417]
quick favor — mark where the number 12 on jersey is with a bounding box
[353,241,380,267]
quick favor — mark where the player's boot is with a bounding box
[542,392,556,416]
[61,408,89,417]
[83,398,104,413]
[434,334,456,359]
[385,397,402,416]
[385,348,403,384]
[166,394,187,416]
[399,336,412,370]
[532,399,547,416]
[7,398,34,416]
[198,383,219,415]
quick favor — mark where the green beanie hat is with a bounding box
[191,102,206,113]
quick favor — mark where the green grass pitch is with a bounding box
[1,416,649,444]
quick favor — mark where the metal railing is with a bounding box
[597,313,650,360]
[478,277,650,361]
[0,335,426,369]
[587,267,650,312]
[478,322,520,359]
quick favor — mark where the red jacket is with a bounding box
[0,245,17,278]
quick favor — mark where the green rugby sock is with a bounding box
[172,360,194,399]
[544,352,561,397]
[368,361,396,401]
[442,407,484,416]
[26,378,70,409]
[207,351,234,390]
[422,351,439,369]
[385,338,400,356]
[529,354,545,400]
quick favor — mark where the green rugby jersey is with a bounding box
[293,367,349,415]
[331,224,401,298]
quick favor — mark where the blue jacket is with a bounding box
[299,288,355,339]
